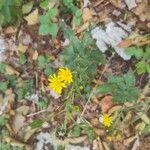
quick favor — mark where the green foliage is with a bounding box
[0,116,7,127]
[19,52,27,65]
[126,45,150,74]
[31,119,45,129]
[0,129,23,150]
[70,123,96,139]
[37,54,54,76]
[97,71,140,103]
[0,62,7,74]
[39,7,58,36]
[37,97,48,110]
[0,0,23,26]
[0,81,8,92]
[63,0,82,26]
[15,78,34,100]
[60,23,106,88]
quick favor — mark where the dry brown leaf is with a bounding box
[24,9,39,25]
[5,65,20,76]
[109,0,121,8]
[99,96,113,113]
[117,39,132,48]
[12,114,26,134]
[24,128,38,142]
[94,128,106,136]
[98,139,104,150]
[16,43,28,54]
[82,8,92,22]
[32,50,38,60]
[123,135,137,146]
[5,137,25,147]
[108,105,122,114]
[16,105,30,115]
[102,141,110,150]
[4,26,16,34]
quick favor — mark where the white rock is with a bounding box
[83,0,91,7]
[91,22,131,60]
[65,145,90,150]
[35,132,56,150]
[0,36,7,62]
[125,0,137,10]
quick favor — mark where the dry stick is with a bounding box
[27,109,48,117]
[77,53,115,122]
[99,53,115,80]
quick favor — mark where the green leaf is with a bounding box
[70,125,81,137]
[39,15,49,24]
[0,116,7,126]
[31,119,44,129]
[22,1,34,14]
[37,55,47,68]
[136,61,147,74]
[125,46,143,59]
[124,70,136,86]
[40,0,50,9]
[39,23,51,35]
[39,23,58,36]
[48,23,58,36]
[19,52,27,65]
[47,7,58,18]
[44,65,53,76]
[0,62,6,73]
[0,81,8,92]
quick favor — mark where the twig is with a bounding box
[99,52,115,79]
[27,109,47,117]
[77,90,94,123]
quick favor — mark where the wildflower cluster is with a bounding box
[99,113,112,127]
[48,67,73,94]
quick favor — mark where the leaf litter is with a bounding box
[0,0,150,150]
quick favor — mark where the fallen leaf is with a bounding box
[12,114,26,134]
[32,50,38,60]
[108,105,122,114]
[4,26,16,34]
[109,0,122,8]
[94,128,106,136]
[103,141,110,150]
[117,39,132,48]
[5,137,25,147]
[16,43,28,54]
[123,135,137,146]
[24,127,38,142]
[16,105,30,115]
[99,96,113,113]
[5,65,20,76]
[24,9,39,25]
[82,8,92,22]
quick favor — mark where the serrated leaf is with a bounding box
[47,7,58,18]
[125,46,143,59]
[0,81,8,92]
[48,23,58,36]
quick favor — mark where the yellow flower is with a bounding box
[58,67,73,84]
[106,135,112,142]
[48,74,66,94]
[100,114,112,127]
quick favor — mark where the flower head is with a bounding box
[99,114,112,127]
[48,74,66,94]
[58,67,73,84]
[106,135,112,142]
